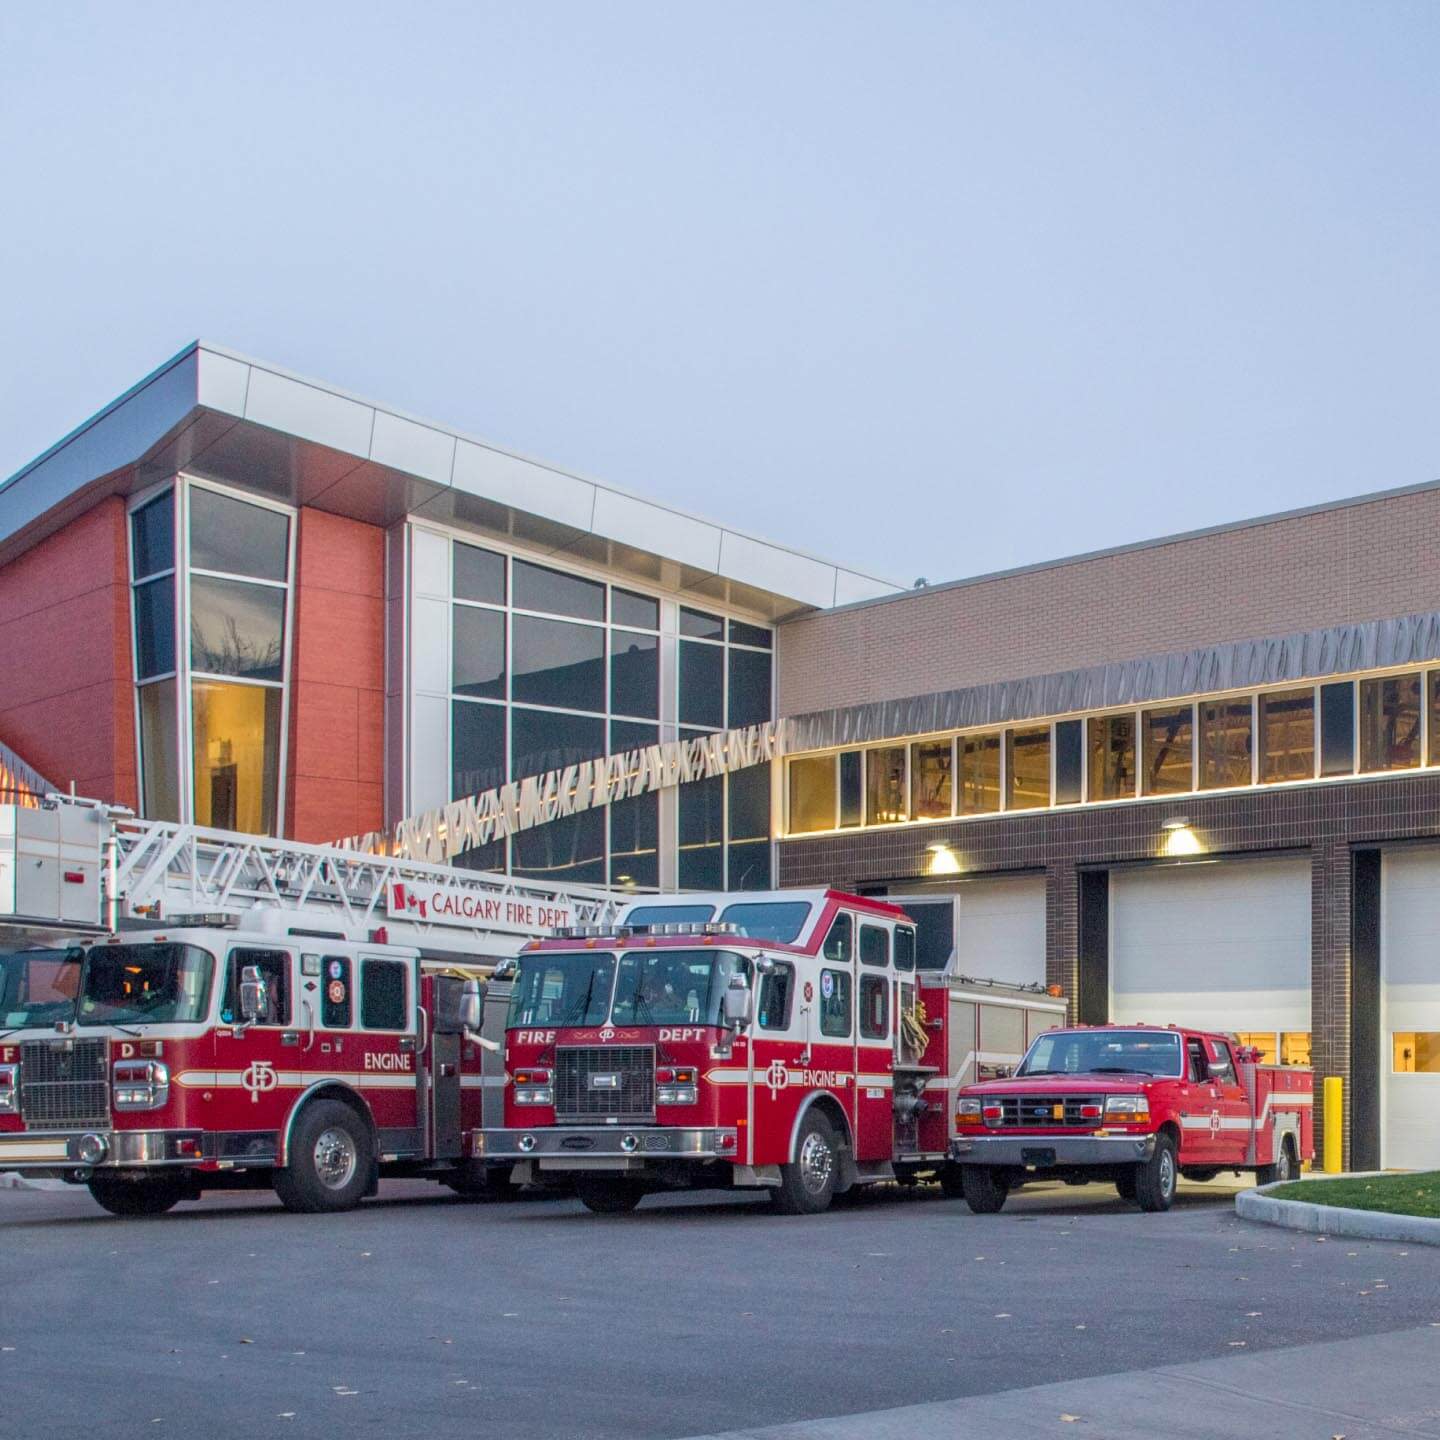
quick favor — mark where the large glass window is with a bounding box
[1320,681,1355,777]
[789,756,836,833]
[678,640,724,729]
[452,700,506,797]
[839,751,863,826]
[866,747,907,825]
[612,588,659,630]
[1054,719,1083,805]
[1199,698,1252,789]
[910,740,953,819]
[611,631,659,719]
[728,647,772,729]
[191,681,282,833]
[1359,673,1421,773]
[190,575,286,682]
[609,792,659,890]
[513,560,604,620]
[138,680,180,822]
[678,772,724,890]
[454,542,505,605]
[511,708,604,780]
[131,493,174,579]
[1088,713,1135,801]
[1005,726,1050,810]
[511,616,604,712]
[1142,706,1193,796]
[512,809,605,884]
[190,487,289,581]
[1431,671,1440,768]
[1259,687,1315,784]
[133,579,175,680]
[453,606,506,700]
[959,734,1001,814]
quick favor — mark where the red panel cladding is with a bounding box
[284,509,386,842]
[0,498,136,807]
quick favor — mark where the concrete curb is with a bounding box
[1237,1172,1440,1246]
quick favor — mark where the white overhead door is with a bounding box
[954,876,1047,987]
[1110,859,1311,1038]
[1381,849,1440,1170]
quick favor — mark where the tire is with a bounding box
[960,1165,1010,1215]
[575,1177,645,1214]
[1115,1173,1137,1201]
[1134,1133,1179,1213]
[274,1100,373,1214]
[1256,1134,1298,1187]
[446,1162,514,1202]
[87,1175,186,1217]
[938,1162,966,1199]
[1181,1168,1221,1183]
[773,1111,841,1215]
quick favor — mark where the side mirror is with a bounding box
[238,964,268,1028]
[753,956,777,976]
[722,975,752,1028]
[458,978,483,1033]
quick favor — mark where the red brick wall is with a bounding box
[284,509,385,843]
[0,498,137,806]
[778,487,1440,716]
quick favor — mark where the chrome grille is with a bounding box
[555,1046,655,1122]
[989,1094,1101,1128]
[20,1038,109,1129]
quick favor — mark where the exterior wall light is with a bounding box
[926,842,962,876]
[1161,817,1204,857]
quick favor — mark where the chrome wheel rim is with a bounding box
[799,1131,834,1196]
[314,1127,358,1190]
[1159,1148,1176,1197]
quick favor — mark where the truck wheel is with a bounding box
[87,1176,186,1217]
[575,1177,645,1214]
[960,1165,1010,1215]
[773,1112,841,1215]
[1114,1173,1137,1201]
[1256,1134,1298,1187]
[274,1100,373,1214]
[938,1162,966,1199]
[446,1161,514,1201]
[1134,1134,1178,1212]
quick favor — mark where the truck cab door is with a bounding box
[1179,1035,1218,1163]
[1205,1037,1250,1163]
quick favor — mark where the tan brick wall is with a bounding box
[777,488,1440,716]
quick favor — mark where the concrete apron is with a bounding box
[1237,1170,1440,1246]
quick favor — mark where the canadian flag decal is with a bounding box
[391,883,427,919]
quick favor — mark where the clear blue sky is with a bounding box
[2,3,1436,588]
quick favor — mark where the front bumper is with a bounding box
[949,1132,1157,1167]
[0,1130,204,1171]
[475,1126,738,1166]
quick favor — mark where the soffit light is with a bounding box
[1160,817,1204,857]
[926,843,962,876]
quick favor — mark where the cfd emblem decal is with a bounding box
[240,1060,279,1103]
[764,1059,790,1097]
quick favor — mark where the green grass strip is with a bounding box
[1268,1172,1440,1218]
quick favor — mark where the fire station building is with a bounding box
[4,340,1440,1172]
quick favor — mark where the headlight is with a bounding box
[1104,1094,1150,1124]
[113,1059,169,1111]
[957,1097,982,1118]
[512,1068,552,1106]
[656,1067,698,1106]
[0,1063,17,1114]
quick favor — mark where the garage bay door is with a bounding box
[1110,859,1311,1060]
[954,876,1047,987]
[1381,849,1440,1170]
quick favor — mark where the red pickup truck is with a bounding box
[949,1024,1313,1213]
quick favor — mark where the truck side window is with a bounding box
[321,956,352,1028]
[860,924,889,968]
[823,913,852,964]
[859,973,888,1040]
[223,949,290,1026]
[361,959,409,1032]
[758,964,794,1030]
[819,969,851,1037]
[1208,1040,1236,1086]
[893,926,916,972]
[1186,1039,1207,1082]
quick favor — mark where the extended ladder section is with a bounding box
[0,799,617,956]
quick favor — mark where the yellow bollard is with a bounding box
[1323,1075,1344,1173]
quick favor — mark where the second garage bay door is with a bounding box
[1110,858,1311,1057]
[954,875,1047,987]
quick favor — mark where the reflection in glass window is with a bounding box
[1088,713,1135,801]
[1359,673,1421,773]
[728,840,771,891]
[1259,687,1315,784]
[1236,1031,1278,1064]
[452,700,506,797]
[866,747,907,825]
[138,680,179,822]
[678,773,724,890]
[134,577,175,679]
[728,764,770,841]
[190,576,286,682]
[611,588,659,630]
[454,542,505,605]
[512,616,604,711]
[1393,1032,1440,1073]
[727,647,772,729]
[788,756,836,833]
[131,493,174,578]
[1199,698,1252,790]
[191,681,282,833]
[679,640,724,729]
[609,791,658,889]
[189,488,289,581]
[1280,1031,1311,1067]
[679,607,724,640]
[610,631,659,718]
[1054,719,1083,805]
[1320,681,1355,776]
[819,969,852,1037]
[1005,726,1050,810]
[839,751,863,826]
[728,619,773,649]
[513,559,604,620]
[611,719,659,754]
[910,740,952,819]
[453,606,505,700]
[512,808,605,884]
[1142,706,1193,795]
[859,973,889,1040]
[511,708,604,780]
[823,913,852,963]
[860,924,888,967]
[959,734,1001,814]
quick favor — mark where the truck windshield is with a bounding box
[1017,1029,1183,1079]
[507,952,616,1029]
[611,950,750,1027]
[76,944,215,1027]
[0,948,84,1029]
[717,901,811,943]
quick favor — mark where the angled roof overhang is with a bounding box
[0,342,900,619]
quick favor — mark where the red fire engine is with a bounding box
[0,799,612,1216]
[950,1023,1315,1213]
[475,889,1068,1214]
